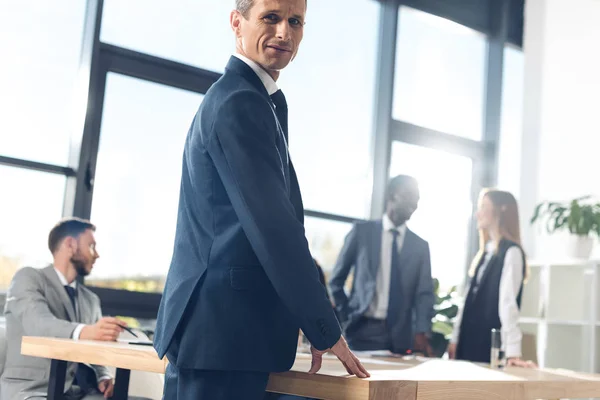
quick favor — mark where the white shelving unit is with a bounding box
[519,259,599,373]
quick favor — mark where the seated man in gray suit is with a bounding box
[329,175,435,355]
[0,217,147,400]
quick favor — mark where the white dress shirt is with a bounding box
[366,215,407,319]
[54,268,84,340]
[233,53,279,95]
[451,241,524,358]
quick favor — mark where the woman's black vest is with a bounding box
[456,238,526,363]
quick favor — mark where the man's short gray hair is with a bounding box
[236,0,254,18]
[235,0,307,18]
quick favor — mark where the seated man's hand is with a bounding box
[98,378,114,399]
[80,317,127,341]
[308,336,370,378]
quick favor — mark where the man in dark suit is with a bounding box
[153,0,369,399]
[329,175,435,355]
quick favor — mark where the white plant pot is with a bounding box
[566,235,594,259]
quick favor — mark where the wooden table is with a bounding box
[22,336,600,399]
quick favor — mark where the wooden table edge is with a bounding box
[21,336,167,374]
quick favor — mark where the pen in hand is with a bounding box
[106,316,138,338]
[122,326,138,338]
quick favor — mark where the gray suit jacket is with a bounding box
[329,220,434,350]
[0,266,111,400]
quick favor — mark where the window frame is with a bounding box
[0,0,522,319]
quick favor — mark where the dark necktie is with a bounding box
[386,230,402,329]
[270,89,288,143]
[270,89,290,193]
[64,285,77,316]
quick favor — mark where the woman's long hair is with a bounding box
[469,189,529,281]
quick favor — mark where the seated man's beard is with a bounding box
[71,256,90,277]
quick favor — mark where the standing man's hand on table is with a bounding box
[447,343,457,359]
[413,333,433,357]
[308,336,370,378]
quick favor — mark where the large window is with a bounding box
[389,142,473,289]
[304,217,353,279]
[497,46,525,199]
[0,166,66,291]
[0,1,86,165]
[277,0,380,219]
[100,0,233,73]
[87,74,203,292]
[0,1,516,320]
[393,6,486,140]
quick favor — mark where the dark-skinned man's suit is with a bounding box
[153,56,341,399]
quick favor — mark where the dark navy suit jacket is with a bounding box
[153,56,341,373]
[329,220,434,351]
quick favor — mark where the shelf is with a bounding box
[519,318,589,326]
[546,265,594,321]
[548,319,589,326]
[519,317,542,324]
[545,325,591,372]
[528,259,600,268]
[515,258,600,373]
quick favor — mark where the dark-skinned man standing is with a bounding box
[329,175,435,356]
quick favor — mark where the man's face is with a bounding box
[388,183,420,223]
[70,229,99,277]
[231,0,306,78]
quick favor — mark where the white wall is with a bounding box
[519,0,600,260]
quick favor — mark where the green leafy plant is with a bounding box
[530,196,600,237]
[429,278,460,358]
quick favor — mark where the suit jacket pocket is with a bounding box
[229,267,271,291]
[2,367,48,381]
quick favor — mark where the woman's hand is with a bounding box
[447,343,457,359]
[506,357,537,368]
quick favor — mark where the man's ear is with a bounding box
[62,236,75,254]
[230,10,243,37]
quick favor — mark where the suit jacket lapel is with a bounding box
[226,56,290,193]
[396,229,415,277]
[42,266,77,322]
[77,288,94,324]
[369,221,383,279]
[475,252,498,298]
[289,161,304,224]
[225,56,271,100]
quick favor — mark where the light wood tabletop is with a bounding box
[22,336,600,399]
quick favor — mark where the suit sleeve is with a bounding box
[328,224,359,323]
[414,242,434,334]
[4,268,79,338]
[206,90,341,350]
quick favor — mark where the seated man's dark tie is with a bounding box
[64,285,77,315]
[64,285,101,394]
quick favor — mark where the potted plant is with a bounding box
[429,278,460,358]
[530,196,600,259]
